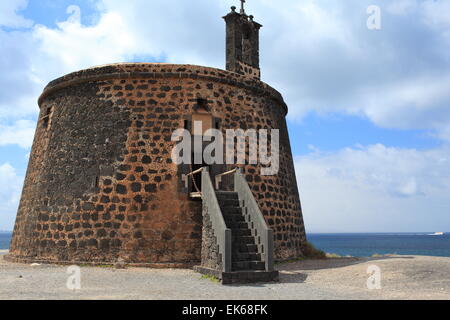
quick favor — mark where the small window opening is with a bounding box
[243,24,251,40]
[197,98,207,108]
[42,117,49,129]
[42,106,52,129]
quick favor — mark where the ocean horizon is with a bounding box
[1,231,449,257]
[308,232,450,258]
[0,232,12,251]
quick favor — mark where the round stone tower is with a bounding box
[7,6,307,266]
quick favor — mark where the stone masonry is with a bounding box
[7,5,307,266]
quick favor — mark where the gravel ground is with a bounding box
[1,250,449,300]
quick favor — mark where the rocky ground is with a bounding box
[0,250,449,300]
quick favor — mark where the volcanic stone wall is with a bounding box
[7,63,306,265]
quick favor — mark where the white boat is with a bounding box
[429,232,444,236]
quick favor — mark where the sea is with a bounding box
[0,232,12,250]
[1,232,449,257]
[308,233,450,258]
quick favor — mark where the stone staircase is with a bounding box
[215,191,279,284]
[193,168,278,285]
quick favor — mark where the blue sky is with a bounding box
[0,0,449,232]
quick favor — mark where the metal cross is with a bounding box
[240,0,246,14]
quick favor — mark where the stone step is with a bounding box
[223,214,246,222]
[236,244,259,253]
[232,252,262,261]
[221,207,244,215]
[222,270,279,285]
[233,236,255,245]
[217,199,243,207]
[227,221,249,229]
[193,266,279,285]
[216,192,239,200]
[224,214,245,223]
[232,261,265,271]
[215,190,267,275]
[232,229,252,237]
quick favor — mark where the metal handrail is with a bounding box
[186,167,204,177]
[184,167,204,193]
[215,167,239,190]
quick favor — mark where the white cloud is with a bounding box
[32,5,142,76]
[256,0,450,140]
[0,0,227,141]
[0,0,448,233]
[0,120,35,149]
[93,0,228,67]
[296,144,450,232]
[360,75,450,140]
[0,28,39,118]
[0,163,23,231]
[0,0,32,28]
[387,0,417,15]
[422,0,450,30]
[0,0,449,143]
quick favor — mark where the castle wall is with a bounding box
[8,63,306,265]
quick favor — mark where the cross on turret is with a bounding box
[223,1,262,79]
[240,0,246,14]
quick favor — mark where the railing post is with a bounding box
[233,167,242,193]
[224,229,232,272]
[266,229,274,271]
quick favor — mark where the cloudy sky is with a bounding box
[0,0,449,232]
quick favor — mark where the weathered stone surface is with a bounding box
[8,63,306,265]
[200,205,223,270]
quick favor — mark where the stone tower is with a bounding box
[224,3,262,79]
[6,3,307,271]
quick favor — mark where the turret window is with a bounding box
[41,106,53,129]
